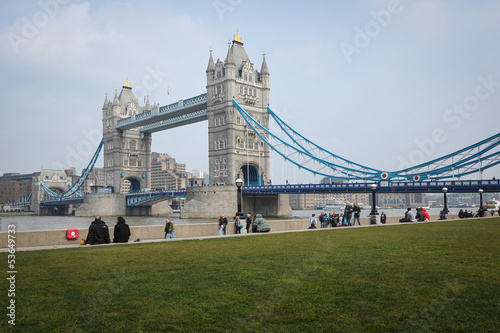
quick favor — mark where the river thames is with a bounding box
[0,207,466,232]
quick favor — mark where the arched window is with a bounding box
[130,140,137,150]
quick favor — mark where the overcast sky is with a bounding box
[1,0,499,184]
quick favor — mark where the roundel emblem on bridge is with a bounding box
[381,172,388,180]
[413,175,420,181]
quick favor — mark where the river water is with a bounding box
[0,207,465,232]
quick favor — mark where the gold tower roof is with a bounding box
[123,77,132,89]
[233,29,243,44]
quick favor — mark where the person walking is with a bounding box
[344,202,353,226]
[234,216,242,234]
[319,212,327,228]
[380,212,387,224]
[245,213,252,233]
[164,217,170,239]
[166,218,175,239]
[352,203,361,226]
[219,214,228,235]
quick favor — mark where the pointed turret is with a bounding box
[144,95,151,111]
[102,93,109,109]
[225,40,235,65]
[260,51,269,76]
[206,48,215,73]
[112,89,120,106]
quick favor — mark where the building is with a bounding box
[288,192,370,210]
[0,172,33,207]
[102,79,153,194]
[206,30,270,186]
[150,152,190,190]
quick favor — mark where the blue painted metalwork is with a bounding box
[40,197,84,206]
[243,179,500,194]
[116,93,208,132]
[40,139,103,199]
[125,190,186,207]
[234,98,500,181]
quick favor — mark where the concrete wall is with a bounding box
[243,193,292,217]
[181,186,237,219]
[75,193,126,217]
[0,214,459,249]
[181,186,293,219]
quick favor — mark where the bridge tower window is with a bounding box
[130,140,137,150]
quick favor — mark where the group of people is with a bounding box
[309,202,383,228]
[219,213,271,235]
[459,207,499,218]
[399,207,431,222]
[84,215,176,245]
[84,215,131,245]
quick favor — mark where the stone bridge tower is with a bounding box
[206,31,271,186]
[102,80,152,193]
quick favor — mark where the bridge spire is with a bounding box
[206,47,215,72]
[112,89,120,106]
[261,51,269,76]
[225,41,234,65]
[144,94,151,111]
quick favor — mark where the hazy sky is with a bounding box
[1,0,499,184]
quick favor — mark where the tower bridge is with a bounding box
[35,31,500,217]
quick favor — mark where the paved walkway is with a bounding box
[4,216,492,252]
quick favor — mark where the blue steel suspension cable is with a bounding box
[233,98,380,181]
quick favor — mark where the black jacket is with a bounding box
[113,222,131,243]
[86,219,111,245]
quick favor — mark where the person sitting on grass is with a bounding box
[252,214,271,232]
[85,215,111,245]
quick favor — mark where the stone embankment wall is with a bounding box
[0,215,459,249]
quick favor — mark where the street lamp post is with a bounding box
[370,184,378,216]
[479,189,484,217]
[235,178,244,218]
[442,187,449,214]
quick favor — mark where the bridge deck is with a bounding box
[116,93,207,132]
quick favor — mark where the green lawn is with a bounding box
[2,219,499,332]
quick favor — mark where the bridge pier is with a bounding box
[181,186,292,219]
[75,193,126,217]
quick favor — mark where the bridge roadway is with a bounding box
[116,93,208,132]
[39,179,500,208]
[243,179,500,194]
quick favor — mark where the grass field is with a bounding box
[2,218,499,332]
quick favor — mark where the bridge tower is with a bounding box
[102,80,152,193]
[206,31,271,186]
